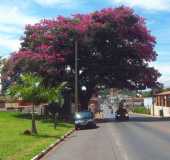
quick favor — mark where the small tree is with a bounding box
[46,82,66,129]
[6,73,66,134]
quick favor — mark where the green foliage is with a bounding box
[119,89,138,97]
[6,73,44,104]
[133,106,151,115]
[5,73,67,134]
[0,96,16,102]
[46,82,67,106]
[160,87,170,92]
[141,91,152,97]
[6,73,66,105]
[98,89,109,98]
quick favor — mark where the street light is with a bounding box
[66,65,71,72]
[81,86,87,91]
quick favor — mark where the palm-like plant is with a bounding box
[6,73,66,134]
[46,82,66,128]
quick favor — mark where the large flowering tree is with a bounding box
[4,6,160,108]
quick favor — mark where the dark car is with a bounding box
[115,107,129,120]
[74,111,96,130]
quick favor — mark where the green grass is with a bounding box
[0,112,74,160]
[133,106,151,115]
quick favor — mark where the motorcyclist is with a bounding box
[116,100,129,120]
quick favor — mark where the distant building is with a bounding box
[152,91,170,117]
[117,97,143,111]
[88,95,99,113]
[0,100,45,114]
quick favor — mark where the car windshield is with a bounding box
[75,112,93,120]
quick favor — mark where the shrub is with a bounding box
[133,106,150,115]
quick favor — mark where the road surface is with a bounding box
[41,114,170,160]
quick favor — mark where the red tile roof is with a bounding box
[155,91,170,96]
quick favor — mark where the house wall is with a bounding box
[5,102,19,109]
[144,97,152,108]
[88,97,99,113]
[21,105,44,115]
[151,94,170,117]
[2,101,44,115]
[152,105,170,117]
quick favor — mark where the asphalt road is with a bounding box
[41,114,170,160]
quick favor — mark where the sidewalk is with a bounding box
[131,112,154,117]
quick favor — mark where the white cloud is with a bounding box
[0,24,22,34]
[0,35,20,51]
[152,63,170,74]
[0,6,38,26]
[35,0,67,5]
[111,0,170,11]
[34,0,82,8]
[158,76,170,87]
[0,5,40,53]
[150,62,170,87]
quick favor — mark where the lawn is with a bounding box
[0,112,74,160]
[133,106,151,115]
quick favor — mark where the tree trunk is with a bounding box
[32,104,38,134]
[54,113,57,129]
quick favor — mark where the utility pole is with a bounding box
[152,89,155,116]
[75,40,78,112]
[152,95,155,116]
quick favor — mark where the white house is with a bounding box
[151,91,170,117]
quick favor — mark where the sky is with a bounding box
[0,0,170,87]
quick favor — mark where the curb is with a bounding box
[31,128,75,160]
[131,112,153,117]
